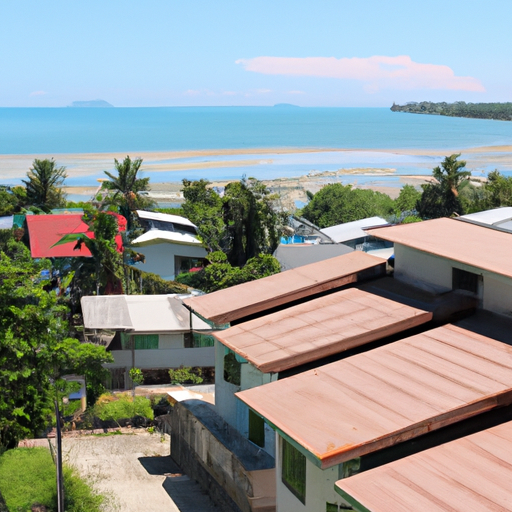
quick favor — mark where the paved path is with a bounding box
[62,431,220,512]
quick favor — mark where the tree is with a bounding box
[393,184,421,215]
[181,177,287,267]
[0,240,112,448]
[483,170,512,208]
[301,183,394,228]
[102,156,153,223]
[416,154,471,219]
[22,158,67,210]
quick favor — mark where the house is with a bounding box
[336,419,512,512]
[81,294,213,389]
[25,213,124,258]
[366,217,512,317]
[130,210,207,280]
[320,216,390,249]
[236,323,512,511]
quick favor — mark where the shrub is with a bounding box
[168,366,204,385]
[93,393,153,422]
[0,447,103,512]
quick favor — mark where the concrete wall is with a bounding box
[275,435,351,512]
[394,244,512,318]
[170,400,276,512]
[215,341,277,456]
[106,346,215,370]
[158,333,184,349]
[131,241,207,280]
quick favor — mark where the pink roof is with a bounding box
[236,324,512,468]
[183,252,386,324]
[336,420,512,512]
[26,214,123,258]
[214,288,432,373]
[367,217,512,279]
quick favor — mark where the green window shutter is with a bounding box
[248,409,265,448]
[192,333,215,348]
[134,334,158,349]
[282,438,306,504]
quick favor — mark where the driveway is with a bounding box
[62,431,220,512]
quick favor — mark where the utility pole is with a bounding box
[54,398,64,512]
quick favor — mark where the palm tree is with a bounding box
[103,156,152,212]
[23,158,67,210]
[432,153,471,198]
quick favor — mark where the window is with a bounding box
[452,268,480,294]
[120,333,159,349]
[193,332,215,348]
[282,438,306,504]
[224,349,241,386]
[248,409,265,447]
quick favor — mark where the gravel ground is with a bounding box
[62,431,219,512]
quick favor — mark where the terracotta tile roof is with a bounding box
[183,252,386,324]
[236,324,512,468]
[214,288,432,373]
[336,420,512,512]
[367,217,512,278]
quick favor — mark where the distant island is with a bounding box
[273,103,300,108]
[69,100,114,108]
[391,101,512,121]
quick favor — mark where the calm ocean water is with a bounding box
[2,107,512,154]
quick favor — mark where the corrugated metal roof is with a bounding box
[81,294,211,332]
[367,217,512,279]
[336,420,512,512]
[321,217,389,243]
[236,324,512,468]
[136,210,197,228]
[214,288,432,373]
[183,252,386,325]
[460,206,512,227]
[130,229,203,246]
[273,243,354,271]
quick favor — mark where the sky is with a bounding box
[1,0,511,107]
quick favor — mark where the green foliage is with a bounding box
[129,367,144,386]
[93,393,154,422]
[182,177,287,266]
[168,366,204,385]
[416,154,471,219]
[391,101,512,121]
[182,179,225,252]
[393,184,421,215]
[22,158,67,210]
[0,189,19,216]
[301,183,394,228]
[483,170,512,208]
[127,266,189,294]
[102,156,154,224]
[0,240,112,448]
[154,207,184,216]
[0,447,104,512]
[194,251,281,292]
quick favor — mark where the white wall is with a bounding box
[275,434,351,512]
[106,346,214,370]
[159,333,184,349]
[130,241,207,280]
[394,244,512,318]
[215,340,278,456]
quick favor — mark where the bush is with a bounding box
[168,366,204,385]
[93,393,154,422]
[0,447,103,512]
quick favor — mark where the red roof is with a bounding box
[26,214,123,258]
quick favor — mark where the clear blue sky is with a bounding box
[1,0,511,107]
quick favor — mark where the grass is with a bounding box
[94,393,154,422]
[0,447,104,512]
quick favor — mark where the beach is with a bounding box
[2,145,510,207]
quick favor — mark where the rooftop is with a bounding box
[273,243,353,271]
[136,210,197,229]
[183,251,386,325]
[236,324,512,468]
[130,229,203,246]
[321,216,389,244]
[81,294,210,332]
[336,420,512,512]
[214,287,432,373]
[367,217,512,279]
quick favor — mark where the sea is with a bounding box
[1,107,512,188]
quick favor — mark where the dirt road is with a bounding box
[62,431,219,512]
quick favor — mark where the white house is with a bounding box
[130,210,207,280]
[81,294,214,389]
